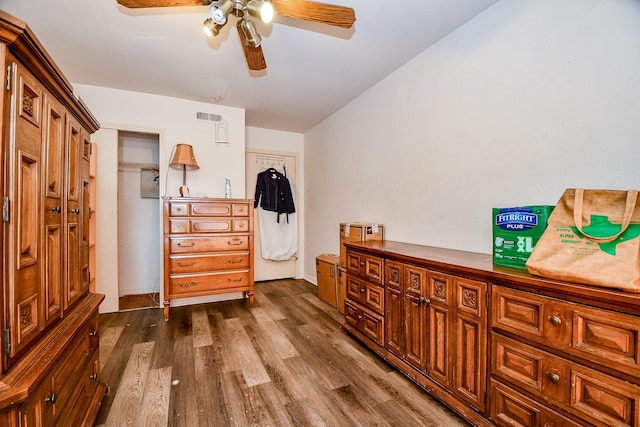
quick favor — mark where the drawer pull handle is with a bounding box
[177,281,197,288]
[227,278,244,283]
[227,259,244,264]
[45,393,57,404]
[70,208,80,214]
[357,315,363,321]
[360,288,366,293]
[420,297,430,304]
[177,242,195,248]
[228,240,243,246]
[360,262,365,266]
[177,261,196,267]
[89,330,97,337]
[90,373,98,380]
[546,372,560,383]
[549,316,562,326]
[51,205,61,213]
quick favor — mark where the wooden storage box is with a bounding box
[339,222,384,267]
[316,254,340,309]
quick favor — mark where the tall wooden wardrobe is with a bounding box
[0,11,106,426]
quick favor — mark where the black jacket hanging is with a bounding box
[254,168,295,223]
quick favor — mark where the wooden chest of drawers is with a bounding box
[491,285,640,426]
[162,197,254,320]
[341,240,640,427]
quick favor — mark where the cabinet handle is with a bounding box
[177,261,196,267]
[227,258,244,264]
[70,208,80,214]
[420,297,431,304]
[90,373,98,380]
[360,262,365,266]
[360,288,366,293]
[89,330,97,337]
[177,281,197,288]
[227,240,243,246]
[546,372,560,383]
[177,242,195,248]
[357,315,363,321]
[549,316,562,326]
[45,393,57,404]
[51,205,61,213]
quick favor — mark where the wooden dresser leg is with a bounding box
[163,301,170,321]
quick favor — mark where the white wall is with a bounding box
[304,0,640,281]
[76,85,246,312]
[246,126,305,278]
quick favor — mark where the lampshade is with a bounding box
[170,144,199,170]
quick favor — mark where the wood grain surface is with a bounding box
[95,279,469,426]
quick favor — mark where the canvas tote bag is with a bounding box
[526,188,640,292]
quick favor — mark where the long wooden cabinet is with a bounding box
[0,11,105,426]
[163,197,255,320]
[342,240,640,426]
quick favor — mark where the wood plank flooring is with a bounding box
[95,279,471,427]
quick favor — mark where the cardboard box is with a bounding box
[339,222,384,267]
[493,206,554,269]
[316,254,340,308]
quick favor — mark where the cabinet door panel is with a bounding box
[428,304,450,385]
[384,261,404,357]
[401,266,425,370]
[7,60,44,360]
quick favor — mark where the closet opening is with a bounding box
[117,131,161,310]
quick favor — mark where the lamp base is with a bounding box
[179,185,190,197]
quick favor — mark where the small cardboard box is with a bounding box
[493,206,554,269]
[316,254,340,308]
[339,222,384,267]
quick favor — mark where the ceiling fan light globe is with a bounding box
[203,18,222,37]
[247,0,274,23]
[240,19,262,47]
[209,0,233,25]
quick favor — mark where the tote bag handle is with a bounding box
[573,189,638,243]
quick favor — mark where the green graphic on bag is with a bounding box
[569,214,640,256]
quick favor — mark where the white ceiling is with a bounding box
[1,0,499,133]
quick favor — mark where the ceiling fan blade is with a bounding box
[116,0,210,8]
[272,0,355,29]
[237,26,267,71]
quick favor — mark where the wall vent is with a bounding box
[196,112,222,122]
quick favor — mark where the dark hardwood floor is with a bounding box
[95,279,470,426]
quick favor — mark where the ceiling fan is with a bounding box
[116,0,356,71]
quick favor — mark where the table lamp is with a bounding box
[169,144,199,197]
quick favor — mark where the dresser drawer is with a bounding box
[346,274,384,314]
[169,252,250,273]
[346,251,383,285]
[169,202,189,216]
[345,300,384,346]
[169,271,250,296]
[170,218,250,234]
[492,333,640,427]
[492,285,640,378]
[190,201,233,216]
[489,379,582,427]
[170,235,249,253]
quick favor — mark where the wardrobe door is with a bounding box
[64,115,82,309]
[5,58,44,362]
[42,93,66,327]
[79,129,91,294]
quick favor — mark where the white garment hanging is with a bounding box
[258,183,297,261]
